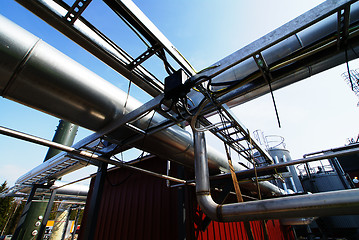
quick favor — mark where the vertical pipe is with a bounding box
[44,120,78,162]
[71,207,82,240]
[61,206,72,240]
[177,165,186,240]
[283,155,297,192]
[49,203,71,240]
[274,156,288,193]
[330,157,351,189]
[44,120,77,239]
[305,163,312,178]
[166,160,171,187]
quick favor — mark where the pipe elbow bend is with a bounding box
[197,192,222,221]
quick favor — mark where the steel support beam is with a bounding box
[104,0,196,76]
[12,186,38,239]
[37,189,57,240]
[81,162,107,240]
[14,0,164,97]
[71,207,82,240]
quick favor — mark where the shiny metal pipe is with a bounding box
[0,15,237,173]
[279,217,316,226]
[187,1,359,108]
[193,127,359,221]
[14,0,163,97]
[210,146,359,181]
[0,125,192,186]
[51,182,89,197]
[0,15,285,196]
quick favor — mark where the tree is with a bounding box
[4,200,25,235]
[0,181,14,235]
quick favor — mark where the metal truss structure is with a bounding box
[2,0,359,223]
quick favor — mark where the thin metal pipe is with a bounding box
[303,142,359,157]
[279,217,316,226]
[51,176,92,191]
[210,146,359,181]
[4,0,359,196]
[193,126,359,222]
[0,125,193,186]
[20,199,86,205]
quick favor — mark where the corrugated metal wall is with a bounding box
[79,157,294,240]
[194,206,294,239]
[79,157,179,240]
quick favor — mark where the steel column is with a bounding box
[81,162,107,240]
[61,205,72,240]
[37,189,57,240]
[71,206,82,240]
[12,185,38,239]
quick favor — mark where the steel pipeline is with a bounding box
[193,128,359,221]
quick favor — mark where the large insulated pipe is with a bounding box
[0,15,283,193]
[187,0,359,108]
[14,0,163,97]
[193,127,359,221]
[0,14,230,171]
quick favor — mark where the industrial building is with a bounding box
[1,0,359,239]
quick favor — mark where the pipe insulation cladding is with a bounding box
[0,15,282,195]
[187,1,359,108]
[193,127,359,222]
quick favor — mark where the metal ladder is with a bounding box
[201,104,273,165]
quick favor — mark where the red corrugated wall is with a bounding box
[194,210,294,240]
[194,200,294,240]
[79,157,295,240]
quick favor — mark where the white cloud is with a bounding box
[0,164,28,186]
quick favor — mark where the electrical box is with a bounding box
[164,69,188,100]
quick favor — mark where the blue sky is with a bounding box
[1,0,359,186]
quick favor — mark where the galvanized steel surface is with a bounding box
[3,0,359,199]
[193,126,359,222]
[0,15,245,180]
[187,1,359,108]
[14,0,164,97]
